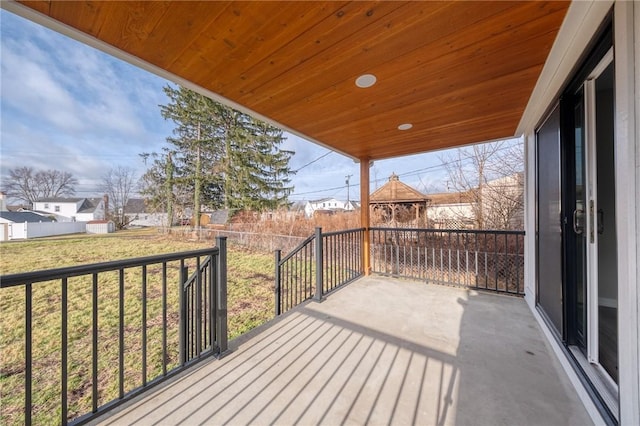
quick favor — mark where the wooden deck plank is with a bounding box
[96,277,591,426]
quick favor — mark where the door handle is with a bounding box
[573,209,584,234]
[598,209,604,234]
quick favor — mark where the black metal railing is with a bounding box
[370,228,525,295]
[274,228,364,315]
[274,234,316,315]
[0,237,227,425]
[322,228,363,294]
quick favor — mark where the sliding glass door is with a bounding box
[537,38,618,387]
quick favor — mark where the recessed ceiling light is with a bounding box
[398,123,413,130]
[355,74,376,88]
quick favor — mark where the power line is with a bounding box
[291,142,522,198]
[293,151,332,172]
[291,184,349,196]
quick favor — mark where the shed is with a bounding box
[86,220,115,234]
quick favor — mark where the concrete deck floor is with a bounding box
[97,276,591,426]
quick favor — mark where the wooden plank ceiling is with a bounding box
[19,1,569,161]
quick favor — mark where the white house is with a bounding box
[32,196,107,222]
[425,191,475,229]
[304,198,357,218]
[124,198,168,227]
[425,173,524,230]
[481,172,524,230]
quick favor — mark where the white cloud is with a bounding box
[1,42,85,132]
[0,10,172,193]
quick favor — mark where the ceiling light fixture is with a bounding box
[355,74,376,88]
[398,123,413,130]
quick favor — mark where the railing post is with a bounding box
[314,227,323,301]
[215,236,228,355]
[179,264,188,365]
[274,249,281,316]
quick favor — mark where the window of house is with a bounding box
[44,203,49,209]
[54,206,60,212]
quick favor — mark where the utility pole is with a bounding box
[345,174,353,208]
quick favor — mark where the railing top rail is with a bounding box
[321,227,366,237]
[0,247,219,289]
[279,234,315,264]
[369,227,525,235]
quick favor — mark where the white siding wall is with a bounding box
[0,221,86,240]
[427,203,474,229]
[126,213,167,227]
[304,198,351,217]
[76,212,96,222]
[32,200,83,220]
[86,222,115,234]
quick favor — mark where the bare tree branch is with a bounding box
[439,140,524,230]
[100,166,136,229]
[1,167,77,205]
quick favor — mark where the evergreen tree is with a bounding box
[160,86,224,226]
[142,85,294,221]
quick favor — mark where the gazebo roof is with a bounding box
[370,174,429,204]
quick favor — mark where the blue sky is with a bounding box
[0,9,509,204]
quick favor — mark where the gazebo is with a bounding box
[370,173,430,225]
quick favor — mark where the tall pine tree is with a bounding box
[159,86,224,226]
[141,85,294,224]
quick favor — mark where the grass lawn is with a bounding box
[0,229,275,425]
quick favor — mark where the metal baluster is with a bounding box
[179,261,186,365]
[274,250,281,316]
[92,273,98,412]
[61,277,68,424]
[162,262,167,375]
[25,283,32,425]
[142,265,147,384]
[119,269,125,396]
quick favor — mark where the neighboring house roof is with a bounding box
[36,197,85,203]
[345,201,360,209]
[77,198,102,214]
[7,205,30,212]
[0,212,54,223]
[125,198,147,214]
[370,174,429,203]
[308,197,336,204]
[290,201,306,211]
[426,191,475,205]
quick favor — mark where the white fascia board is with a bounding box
[517,0,614,134]
[0,1,354,161]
